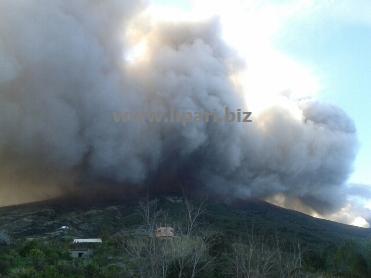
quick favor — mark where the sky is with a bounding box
[150,0,371,186]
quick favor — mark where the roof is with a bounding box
[73,238,102,244]
[156,227,174,231]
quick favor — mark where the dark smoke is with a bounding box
[0,0,358,216]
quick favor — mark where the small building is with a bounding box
[155,227,175,239]
[70,238,102,259]
[70,249,93,259]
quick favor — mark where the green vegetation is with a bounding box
[0,197,371,277]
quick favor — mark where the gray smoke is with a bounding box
[0,0,358,214]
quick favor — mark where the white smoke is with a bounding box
[0,0,358,219]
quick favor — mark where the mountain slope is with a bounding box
[0,196,370,248]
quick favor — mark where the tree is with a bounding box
[125,197,211,278]
[333,241,369,277]
[138,198,164,235]
[231,232,303,278]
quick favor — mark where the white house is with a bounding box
[73,238,102,244]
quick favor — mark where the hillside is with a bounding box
[0,196,370,246]
[2,196,371,277]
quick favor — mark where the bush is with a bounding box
[332,242,369,277]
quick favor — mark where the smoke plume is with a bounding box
[0,0,358,217]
